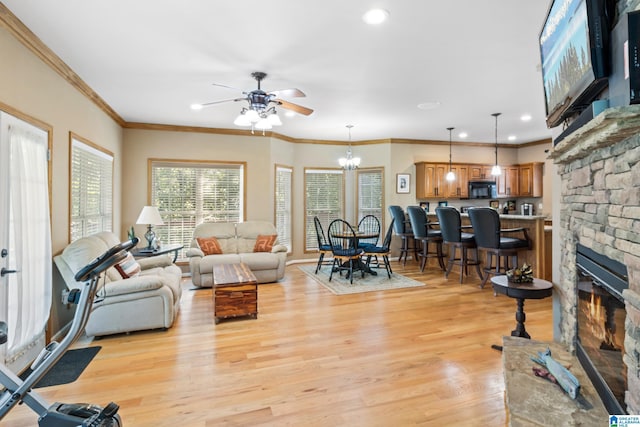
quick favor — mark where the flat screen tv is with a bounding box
[539,0,611,127]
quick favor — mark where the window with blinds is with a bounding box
[304,168,344,251]
[150,160,244,259]
[357,168,384,225]
[275,165,292,252]
[70,136,113,241]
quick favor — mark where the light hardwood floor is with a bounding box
[2,260,553,426]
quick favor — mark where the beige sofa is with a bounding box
[186,221,287,287]
[54,231,182,337]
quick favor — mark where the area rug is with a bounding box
[298,264,425,295]
[19,346,101,388]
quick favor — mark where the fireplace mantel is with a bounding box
[550,105,640,163]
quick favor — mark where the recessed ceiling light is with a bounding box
[284,111,296,118]
[458,132,468,139]
[362,9,389,25]
[417,101,441,110]
[521,114,532,121]
[190,103,203,110]
[508,135,517,141]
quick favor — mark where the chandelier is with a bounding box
[445,127,456,182]
[491,113,502,176]
[338,125,361,170]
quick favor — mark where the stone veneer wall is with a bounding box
[551,106,640,414]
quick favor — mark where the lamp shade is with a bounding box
[136,206,164,225]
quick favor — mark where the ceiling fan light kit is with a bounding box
[194,71,313,134]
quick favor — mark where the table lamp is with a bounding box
[136,206,164,250]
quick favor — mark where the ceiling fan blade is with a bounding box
[198,97,247,108]
[269,88,306,98]
[275,99,313,116]
[211,83,246,93]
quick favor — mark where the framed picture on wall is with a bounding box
[396,173,410,193]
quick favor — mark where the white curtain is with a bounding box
[0,115,51,366]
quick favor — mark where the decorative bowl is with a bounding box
[506,263,534,283]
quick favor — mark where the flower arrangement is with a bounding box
[506,263,534,283]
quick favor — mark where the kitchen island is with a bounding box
[427,212,548,281]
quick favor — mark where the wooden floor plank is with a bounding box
[1,261,553,426]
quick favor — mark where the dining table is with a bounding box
[329,228,380,276]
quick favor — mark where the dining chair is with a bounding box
[406,206,446,272]
[362,218,395,278]
[327,219,365,284]
[356,214,381,250]
[388,205,416,265]
[467,207,532,288]
[313,216,333,274]
[435,206,483,284]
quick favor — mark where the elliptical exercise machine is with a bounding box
[0,238,139,426]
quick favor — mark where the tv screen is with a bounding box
[539,0,610,127]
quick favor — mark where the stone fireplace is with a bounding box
[551,105,640,414]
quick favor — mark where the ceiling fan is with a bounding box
[191,72,313,130]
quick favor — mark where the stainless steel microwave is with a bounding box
[468,181,497,199]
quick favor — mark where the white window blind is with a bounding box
[275,165,292,252]
[357,168,384,225]
[70,137,113,241]
[304,169,344,251]
[150,161,244,259]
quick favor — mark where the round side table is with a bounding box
[491,275,553,339]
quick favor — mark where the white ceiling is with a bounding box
[2,0,554,144]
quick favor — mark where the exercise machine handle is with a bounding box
[74,238,138,282]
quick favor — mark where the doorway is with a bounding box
[0,110,51,373]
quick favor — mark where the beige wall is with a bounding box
[0,25,123,255]
[1,22,552,262]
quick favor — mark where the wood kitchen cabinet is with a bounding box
[415,162,447,198]
[416,161,542,199]
[468,165,495,181]
[496,166,519,197]
[518,162,543,197]
[445,164,469,198]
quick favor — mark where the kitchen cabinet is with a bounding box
[518,162,543,197]
[445,164,469,198]
[415,162,447,198]
[468,165,495,181]
[496,166,519,197]
[416,161,542,199]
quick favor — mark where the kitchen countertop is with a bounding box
[427,212,546,220]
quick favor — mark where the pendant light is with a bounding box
[338,125,361,170]
[445,127,456,182]
[491,113,502,176]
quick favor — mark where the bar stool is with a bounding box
[468,207,531,288]
[406,205,446,272]
[435,206,483,284]
[388,205,416,265]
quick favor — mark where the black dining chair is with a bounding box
[388,205,416,265]
[356,214,381,250]
[327,219,365,284]
[468,207,532,288]
[313,216,333,274]
[406,206,446,272]
[362,218,395,278]
[435,206,483,284]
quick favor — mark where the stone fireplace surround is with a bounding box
[550,105,640,414]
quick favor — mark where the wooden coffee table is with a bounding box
[212,263,258,324]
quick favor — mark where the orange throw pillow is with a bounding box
[253,234,277,252]
[196,236,223,255]
[114,252,141,279]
